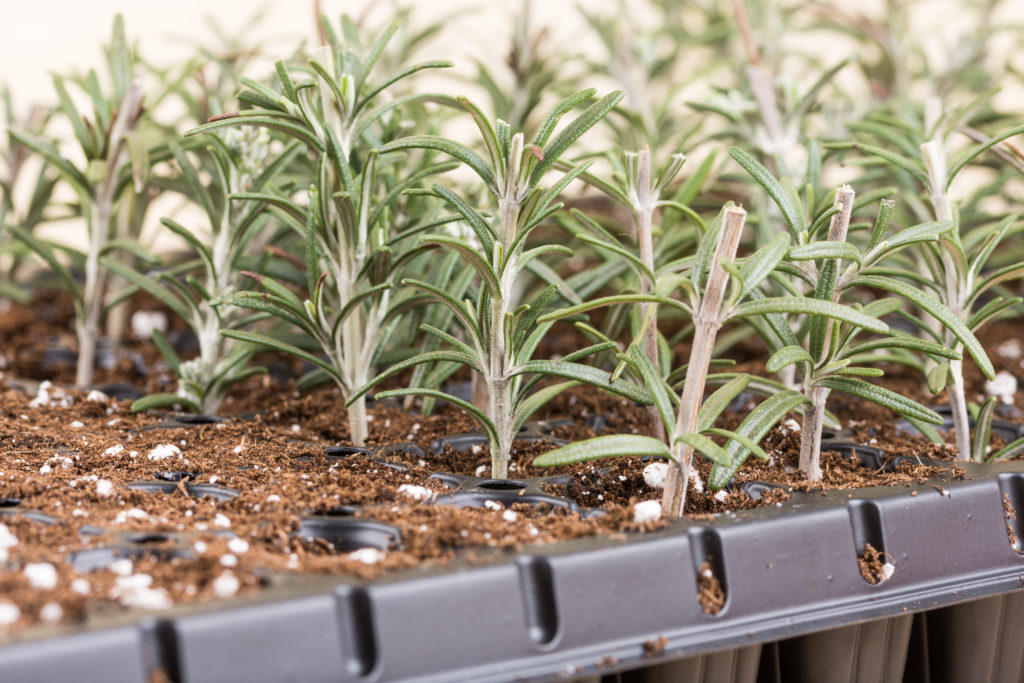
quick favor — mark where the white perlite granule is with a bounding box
[109,574,172,610]
[633,500,662,523]
[689,468,705,494]
[227,538,249,554]
[131,310,168,340]
[985,371,1018,405]
[96,479,114,497]
[39,602,63,623]
[0,524,18,563]
[643,462,668,489]
[997,339,1023,360]
[24,563,58,590]
[147,444,182,462]
[212,572,239,598]
[880,562,896,582]
[0,602,20,626]
[397,484,432,502]
[349,548,384,564]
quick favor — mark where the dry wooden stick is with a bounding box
[662,206,747,517]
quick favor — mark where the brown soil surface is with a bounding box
[0,290,1017,635]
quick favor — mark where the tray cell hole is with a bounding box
[997,473,1024,554]
[688,527,727,615]
[325,445,372,459]
[516,556,560,647]
[0,497,20,508]
[126,533,173,545]
[140,619,182,683]
[848,500,893,584]
[336,586,379,677]
[174,414,223,425]
[477,479,528,491]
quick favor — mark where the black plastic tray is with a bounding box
[1,449,1023,682]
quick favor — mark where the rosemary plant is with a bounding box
[188,21,453,445]
[350,90,663,479]
[9,16,161,388]
[827,97,1018,460]
[538,206,806,515]
[103,133,300,415]
[0,90,57,303]
[731,147,993,477]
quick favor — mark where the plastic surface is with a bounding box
[2,440,1024,682]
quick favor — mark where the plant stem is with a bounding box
[633,148,666,442]
[799,186,854,481]
[922,140,970,461]
[486,134,525,478]
[730,0,788,165]
[76,195,112,388]
[662,206,746,518]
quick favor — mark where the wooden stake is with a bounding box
[799,185,855,481]
[662,206,747,518]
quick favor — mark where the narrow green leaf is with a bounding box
[947,124,1024,188]
[818,376,942,423]
[346,350,481,404]
[788,241,862,263]
[533,434,672,467]
[972,396,998,462]
[846,337,961,360]
[854,274,994,379]
[740,232,790,296]
[514,360,652,404]
[708,390,808,490]
[375,387,497,444]
[379,135,495,188]
[696,374,751,432]
[530,90,624,184]
[626,344,674,433]
[675,432,729,466]
[131,393,200,414]
[514,381,579,432]
[990,436,1024,463]
[766,345,813,374]
[222,329,340,380]
[729,147,805,236]
[704,427,771,462]
[731,297,888,334]
[150,328,181,375]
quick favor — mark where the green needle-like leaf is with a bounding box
[731,297,888,334]
[533,434,673,467]
[819,377,942,423]
[675,432,729,466]
[854,274,994,379]
[729,147,805,236]
[766,345,813,374]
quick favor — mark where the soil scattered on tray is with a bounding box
[0,289,1013,636]
[857,543,893,584]
[697,561,726,615]
[1004,494,1021,552]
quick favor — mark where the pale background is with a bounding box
[5,0,1023,104]
[2,0,1023,250]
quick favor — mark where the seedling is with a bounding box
[103,133,300,414]
[188,21,454,445]
[351,90,663,479]
[538,206,812,516]
[10,16,161,387]
[828,95,1018,460]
